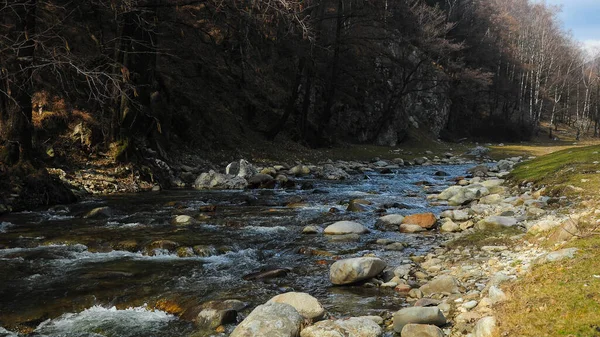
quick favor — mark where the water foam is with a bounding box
[35,305,176,337]
[0,222,13,233]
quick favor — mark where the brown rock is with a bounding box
[402,213,437,229]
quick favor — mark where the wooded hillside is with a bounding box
[1,0,598,164]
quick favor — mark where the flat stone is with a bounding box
[477,216,518,230]
[300,317,383,337]
[324,221,368,235]
[419,275,460,296]
[393,307,446,332]
[400,224,426,233]
[401,324,444,337]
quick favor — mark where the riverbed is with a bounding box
[0,163,473,337]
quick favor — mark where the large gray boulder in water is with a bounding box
[330,257,386,285]
[230,302,303,337]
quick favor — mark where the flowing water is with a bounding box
[0,164,472,337]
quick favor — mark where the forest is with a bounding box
[1,0,599,165]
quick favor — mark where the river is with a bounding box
[0,163,472,337]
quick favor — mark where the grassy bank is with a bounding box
[493,144,600,336]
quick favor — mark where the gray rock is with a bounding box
[247,173,275,189]
[196,299,246,329]
[302,226,321,234]
[473,316,497,337]
[496,160,513,172]
[173,215,195,225]
[477,216,518,229]
[440,219,460,232]
[528,219,561,234]
[400,224,426,233]
[540,248,578,263]
[290,165,311,176]
[194,170,248,189]
[230,302,303,337]
[401,324,444,337]
[393,307,446,332]
[84,206,112,219]
[330,257,386,285]
[386,242,407,251]
[488,286,507,304]
[268,292,325,320]
[439,209,469,221]
[316,164,351,180]
[394,265,412,278]
[468,146,490,157]
[237,159,258,179]
[324,221,368,235]
[375,214,405,230]
[300,317,383,337]
[419,275,460,296]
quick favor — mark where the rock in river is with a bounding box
[301,317,383,337]
[230,302,303,337]
[402,213,437,229]
[330,257,386,285]
[268,292,325,320]
[324,221,368,235]
[195,299,247,329]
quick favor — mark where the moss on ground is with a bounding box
[509,145,600,196]
[445,226,524,249]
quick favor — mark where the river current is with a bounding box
[0,163,473,336]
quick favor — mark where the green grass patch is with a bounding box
[509,145,600,196]
[498,235,600,337]
[445,226,525,249]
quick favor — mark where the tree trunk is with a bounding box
[318,0,344,140]
[7,0,37,163]
[266,57,306,141]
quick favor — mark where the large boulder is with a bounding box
[300,317,382,337]
[393,307,446,332]
[230,302,303,337]
[324,221,369,235]
[330,257,386,285]
[401,324,445,337]
[194,170,248,189]
[419,275,461,296]
[268,292,325,320]
[402,213,437,229]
